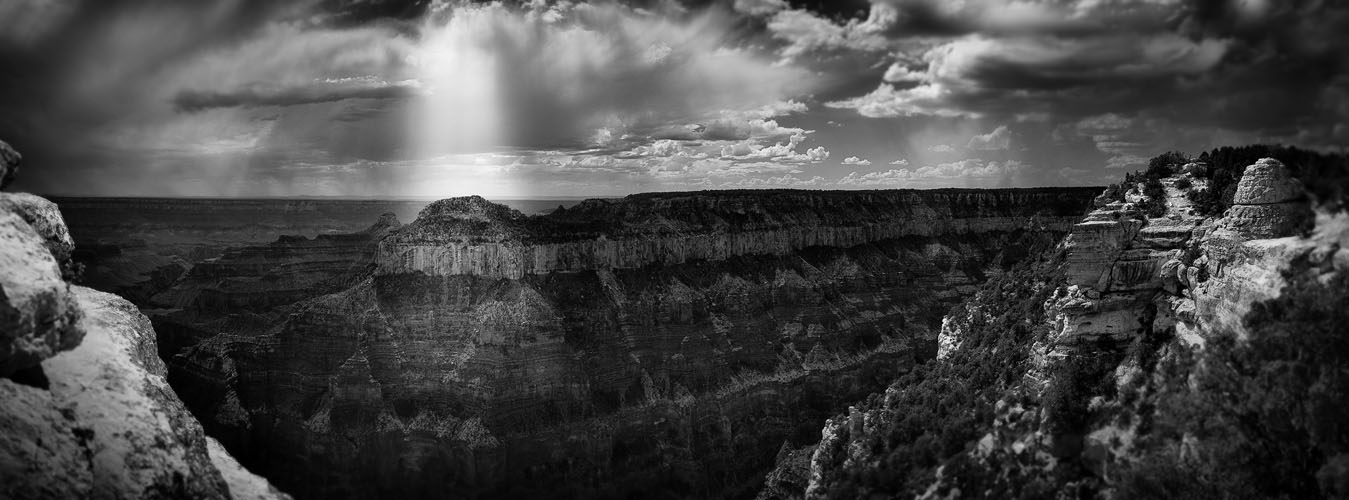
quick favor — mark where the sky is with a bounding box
[0,0,1345,198]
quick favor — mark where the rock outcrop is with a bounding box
[0,141,287,499]
[155,187,1098,499]
[1217,157,1313,240]
[0,139,18,190]
[1,192,78,275]
[0,196,82,377]
[2,285,291,500]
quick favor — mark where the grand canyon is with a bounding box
[3,1,1348,499]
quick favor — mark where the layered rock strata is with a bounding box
[379,190,1092,279]
[158,188,1098,499]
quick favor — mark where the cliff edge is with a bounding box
[0,139,289,500]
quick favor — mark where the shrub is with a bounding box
[1174,177,1192,190]
[1146,151,1187,178]
[1138,176,1168,218]
[1187,188,1221,216]
[1044,345,1123,434]
[1099,183,1127,204]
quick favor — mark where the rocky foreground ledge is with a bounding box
[0,140,288,500]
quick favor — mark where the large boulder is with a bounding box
[0,140,18,190]
[0,192,76,273]
[1220,158,1313,240]
[0,210,83,377]
[1232,158,1305,205]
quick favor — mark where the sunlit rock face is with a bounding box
[1045,177,1208,350]
[0,163,285,499]
[0,205,83,377]
[158,188,1098,499]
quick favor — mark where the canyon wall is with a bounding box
[0,140,287,500]
[377,190,1091,279]
[790,153,1348,499]
[155,188,1098,499]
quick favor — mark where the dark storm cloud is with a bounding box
[827,0,1349,144]
[173,81,420,112]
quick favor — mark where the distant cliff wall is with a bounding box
[377,189,1096,279]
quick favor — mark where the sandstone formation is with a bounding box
[154,188,1099,499]
[1217,157,1313,240]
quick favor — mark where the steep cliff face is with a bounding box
[158,188,1098,499]
[791,152,1349,499]
[0,154,286,499]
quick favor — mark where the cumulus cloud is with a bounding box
[733,0,789,17]
[841,156,872,165]
[881,62,925,83]
[719,130,831,163]
[966,125,1011,150]
[765,8,890,59]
